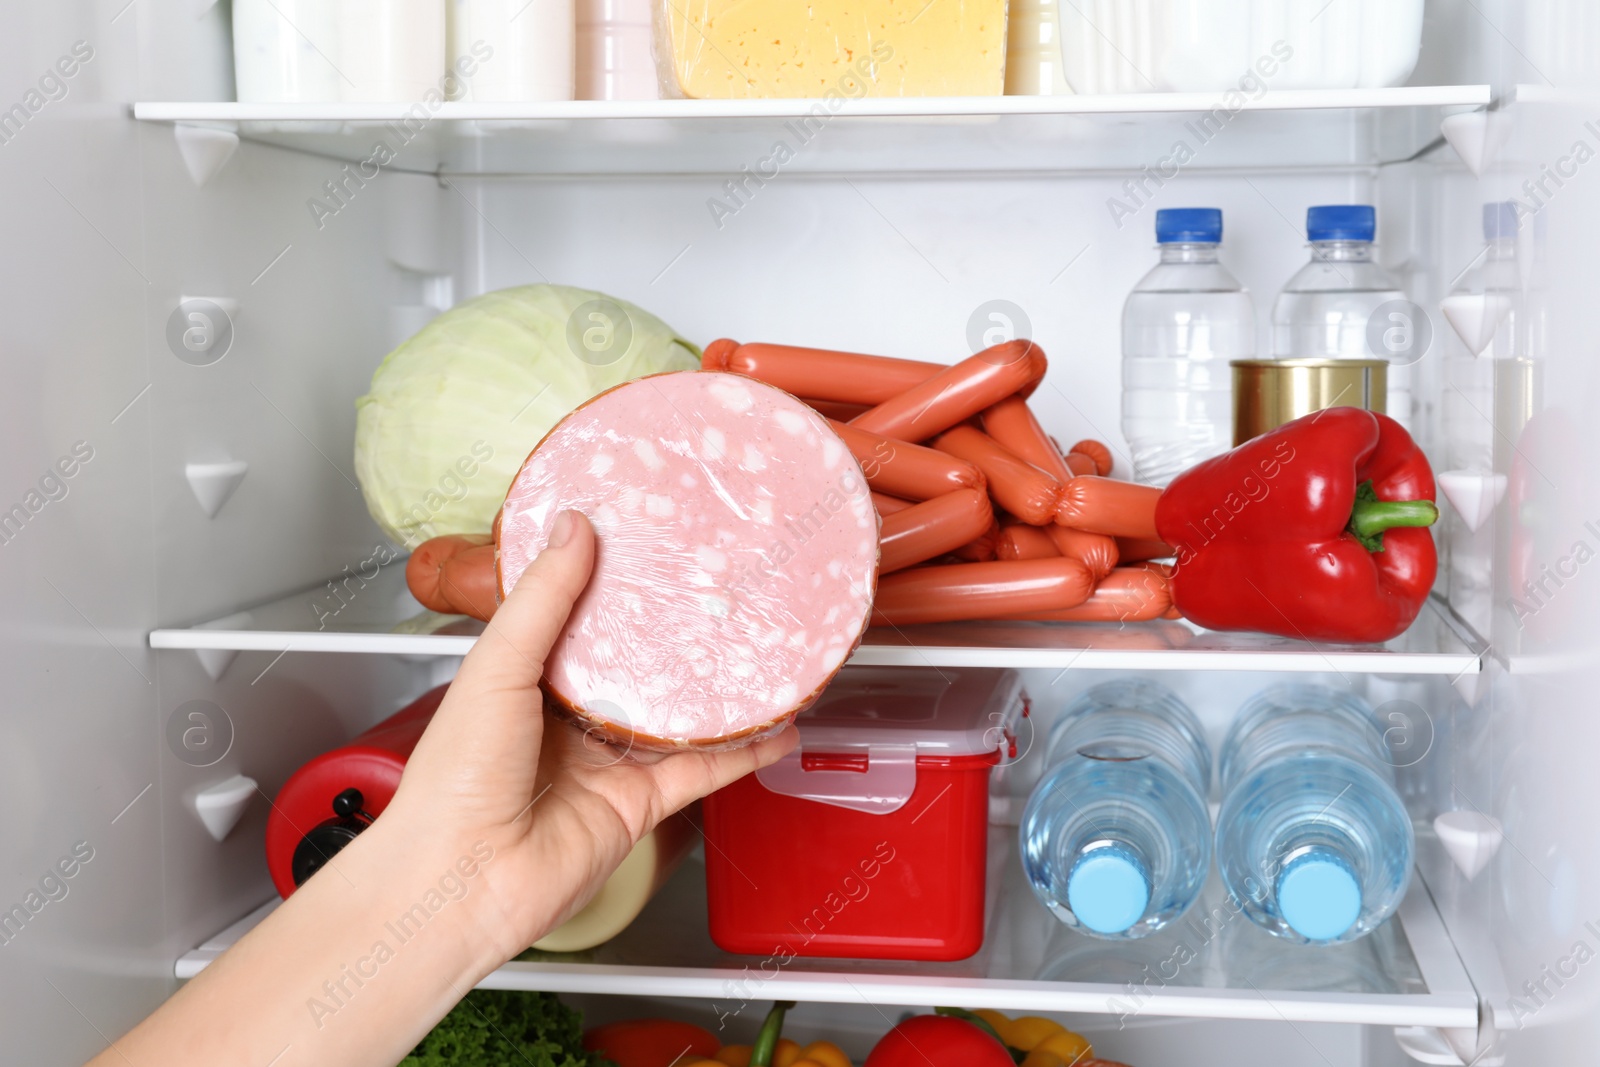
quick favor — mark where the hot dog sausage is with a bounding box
[705,342,944,405]
[872,491,916,516]
[805,398,871,421]
[997,523,1060,561]
[1064,452,1098,477]
[850,341,1048,442]
[1001,566,1171,622]
[830,419,987,501]
[1045,525,1120,580]
[1116,536,1176,562]
[879,489,995,574]
[1069,439,1114,476]
[982,394,1074,482]
[953,519,1001,562]
[406,534,498,621]
[871,557,1095,626]
[700,337,740,371]
[1055,476,1162,540]
[933,424,1064,526]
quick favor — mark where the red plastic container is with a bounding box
[703,666,1025,961]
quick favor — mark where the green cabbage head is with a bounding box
[355,284,699,548]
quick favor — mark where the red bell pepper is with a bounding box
[1154,408,1439,644]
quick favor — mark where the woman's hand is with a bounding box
[92,510,796,1067]
[383,509,798,970]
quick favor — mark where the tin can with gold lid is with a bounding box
[1230,359,1387,445]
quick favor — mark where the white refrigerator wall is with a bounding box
[2,1,1600,1065]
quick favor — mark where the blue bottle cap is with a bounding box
[1306,205,1376,243]
[1278,853,1362,942]
[1067,847,1151,935]
[1483,201,1519,241]
[1156,208,1223,245]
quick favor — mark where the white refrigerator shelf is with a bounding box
[176,846,1477,1029]
[132,86,1490,176]
[134,86,1490,123]
[149,565,1484,675]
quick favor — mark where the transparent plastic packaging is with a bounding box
[495,372,878,751]
[654,0,1009,98]
[1020,680,1213,940]
[1215,684,1414,945]
[1059,0,1424,94]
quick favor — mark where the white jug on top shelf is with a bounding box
[1057,0,1425,94]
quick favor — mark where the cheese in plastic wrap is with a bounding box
[657,0,1009,98]
[496,371,881,751]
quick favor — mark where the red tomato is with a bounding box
[864,1015,1015,1067]
[583,1019,721,1067]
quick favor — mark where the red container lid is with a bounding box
[756,666,1025,815]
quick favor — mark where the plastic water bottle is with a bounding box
[1121,208,1256,487]
[1442,202,1519,629]
[1215,684,1413,945]
[1271,205,1414,427]
[1020,680,1212,940]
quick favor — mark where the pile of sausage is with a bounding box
[701,339,1177,627]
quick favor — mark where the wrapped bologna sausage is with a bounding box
[497,371,879,751]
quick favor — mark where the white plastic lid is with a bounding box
[755,666,1026,815]
[790,666,1026,755]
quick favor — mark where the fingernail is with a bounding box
[547,510,579,549]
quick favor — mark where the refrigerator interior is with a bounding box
[2,0,1598,1064]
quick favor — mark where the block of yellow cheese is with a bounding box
[663,0,1008,98]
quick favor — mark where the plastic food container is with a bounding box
[338,0,447,102]
[1005,0,1074,95]
[1058,0,1425,94]
[656,0,1009,98]
[703,666,1026,961]
[233,0,342,102]
[449,0,575,102]
[576,0,659,100]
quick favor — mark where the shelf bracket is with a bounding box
[174,122,240,188]
[1440,109,1513,177]
[193,774,257,842]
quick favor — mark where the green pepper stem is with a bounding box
[1349,498,1440,541]
[749,1001,796,1067]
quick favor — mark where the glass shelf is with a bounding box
[149,564,1484,676]
[176,837,1476,1028]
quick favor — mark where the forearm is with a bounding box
[95,821,505,1067]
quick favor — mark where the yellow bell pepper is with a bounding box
[715,1046,752,1066]
[797,1041,852,1067]
[771,1039,804,1067]
[1034,1030,1094,1061]
[1019,1053,1068,1067]
[1000,1016,1066,1052]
